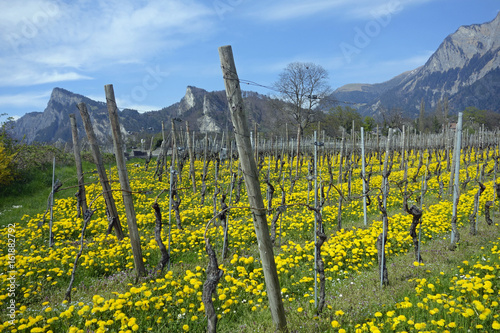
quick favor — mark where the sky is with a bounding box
[0,0,498,120]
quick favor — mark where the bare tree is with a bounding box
[273,62,331,135]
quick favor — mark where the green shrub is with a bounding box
[0,141,15,185]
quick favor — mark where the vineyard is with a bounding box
[1,113,499,333]
[1,50,499,333]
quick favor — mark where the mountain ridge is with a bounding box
[332,12,500,117]
[9,86,279,144]
[9,13,500,143]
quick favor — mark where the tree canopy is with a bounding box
[273,62,331,135]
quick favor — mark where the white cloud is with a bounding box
[252,0,348,21]
[116,101,163,113]
[0,60,92,86]
[378,51,433,69]
[0,0,216,87]
[247,0,435,21]
[0,90,52,109]
[86,94,162,113]
[333,51,433,87]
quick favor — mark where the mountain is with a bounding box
[10,86,278,144]
[332,12,500,117]
[11,13,500,143]
[332,70,416,106]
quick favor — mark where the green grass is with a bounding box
[0,156,118,228]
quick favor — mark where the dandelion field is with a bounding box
[1,140,500,333]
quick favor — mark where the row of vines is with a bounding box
[1,104,500,332]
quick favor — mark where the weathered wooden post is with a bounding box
[219,45,288,332]
[337,129,345,231]
[450,112,463,250]
[69,114,88,217]
[105,84,146,277]
[378,128,393,287]
[186,122,196,193]
[296,124,301,179]
[77,102,124,240]
[49,156,56,247]
[361,127,368,226]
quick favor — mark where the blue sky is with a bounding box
[0,0,498,119]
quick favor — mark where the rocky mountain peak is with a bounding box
[49,87,85,107]
[333,12,500,117]
[178,86,209,114]
[425,12,500,74]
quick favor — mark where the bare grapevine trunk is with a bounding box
[203,238,223,333]
[376,197,389,286]
[469,182,486,235]
[152,202,169,272]
[271,184,286,246]
[485,201,493,225]
[404,194,424,263]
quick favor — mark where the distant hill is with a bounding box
[332,12,500,117]
[10,86,280,144]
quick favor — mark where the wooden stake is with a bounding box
[186,122,196,193]
[105,84,146,277]
[77,102,124,241]
[219,45,288,332]
[69,114,88,217]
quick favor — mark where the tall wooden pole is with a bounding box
[296,124,301,179]
[69,114,88,215]
[450,112,463,250]
[186,121,196,193]
[77,102,124,240]
[49,156,55,247]
[219,45,288,332]
[105,84,146,277]
[361,127,367,226]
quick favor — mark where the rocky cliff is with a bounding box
[10,86,277,144]
[332,12,500,117]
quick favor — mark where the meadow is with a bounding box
[0,141,499,333]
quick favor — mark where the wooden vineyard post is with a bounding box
[69,114,88,217]
[77,102,124,241]
[361,127,367,226]
[186,121,196,193]
[171,119,182,183]
[313,131,318,308]
[337,129,345,231]
[378,128,393,287]
[296,124,301,179]
[254,122,258,162]
[219,45,288,332]
[449,112,463,250]
[49,156,56,247]
[105,84,146,277]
